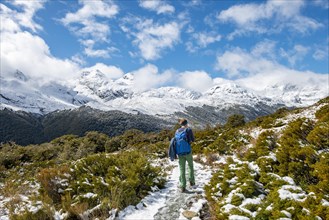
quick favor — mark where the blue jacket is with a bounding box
[168,137,177,161]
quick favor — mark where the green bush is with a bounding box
[315,104,329,121]
[37,165,71,204]
[307,122,329,150]
[245,130,277,162]
[69,151,165,210]
[225,114,245,128]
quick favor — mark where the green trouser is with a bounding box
[178,152,195,188]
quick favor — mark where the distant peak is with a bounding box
[14,70,29,82]
[116,73,134,85]
[122,73,134,80]
[81,69,106,78]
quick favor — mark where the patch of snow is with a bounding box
[189,198,207,213]
[0,195,10,220]
[215,156,228,164]
[268,173,282,179]
[248,162,260,174]
[229,215,250,220]
[260,152,277,161]
[100,177,109,186]
[322,199,329,206]
[225,188,241,204]
[278,185,306,202]
[227,177,238,185]
[282,177,295,185]
[250,128,262,139]
[83,192,97,198]
[54,211,68,220]
[266,204,273,211]
[302,208,310,214]
[240,196,263,207]
[222,204,235,213]
[281,210,292,218]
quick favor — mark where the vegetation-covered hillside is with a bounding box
[203,97,329,219]
[0,97,328,219]
[0,128,173,219]
[0,107,171,145]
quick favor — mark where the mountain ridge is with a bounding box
[1,69,327,116]
[1,69,327,145]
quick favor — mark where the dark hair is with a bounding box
[179,118,188,126]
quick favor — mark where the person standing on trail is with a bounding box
[173,118,195,192]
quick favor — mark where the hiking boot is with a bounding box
[179,187,186,193]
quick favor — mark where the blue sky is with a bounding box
[1,0,328,92]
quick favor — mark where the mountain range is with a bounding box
[0,69,328,145]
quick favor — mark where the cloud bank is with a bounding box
[0,1,79,82]
[218,0,322,39]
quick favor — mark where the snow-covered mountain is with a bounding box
[1,69,328,118]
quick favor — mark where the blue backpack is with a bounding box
[175,128,191,155]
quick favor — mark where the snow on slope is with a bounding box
[1,69,328,115]
[117,160,212,220]
[237,72,329,107]
[0,71,88,113]
[248,101,326,141]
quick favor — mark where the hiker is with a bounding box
[169,118,195,192]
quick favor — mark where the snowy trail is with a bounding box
[116,161,212,220]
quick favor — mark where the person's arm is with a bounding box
[187,128,195,143]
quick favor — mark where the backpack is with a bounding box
[175,128,191,155]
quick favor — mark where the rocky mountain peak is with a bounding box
[14,70,29,82]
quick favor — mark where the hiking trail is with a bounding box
[116,161,213,220]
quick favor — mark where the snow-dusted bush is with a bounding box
[205,97,329,220]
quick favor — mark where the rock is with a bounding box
[182,210,198,219]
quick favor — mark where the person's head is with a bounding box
[179,118,188,127]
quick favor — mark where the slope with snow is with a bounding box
[1,69,328,117]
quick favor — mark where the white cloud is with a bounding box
[195,32,221,47]
[1,31,79,82]
[217,0,322,39]
[0,1,45,33]
[237,69,329,92]
[218,3,269,25]
[188,0,202,6]
[251,39,277,59]
[139,0,175,14]
[313,49,328,61]
[177,71,213,92]
[187,31,221,53]
[137,22,180,60]
[313,0,329,9]
[81,39,119,58]
[215,46,328,92]
[131,64,173,92]
[215,47,280,78]
[279,45,309,67]
[60,0,119,57]
[82,63,124,79]
[0,1,80,82]
[121,17,180,60]
[71,54,86,66]
[0,4,21,33]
